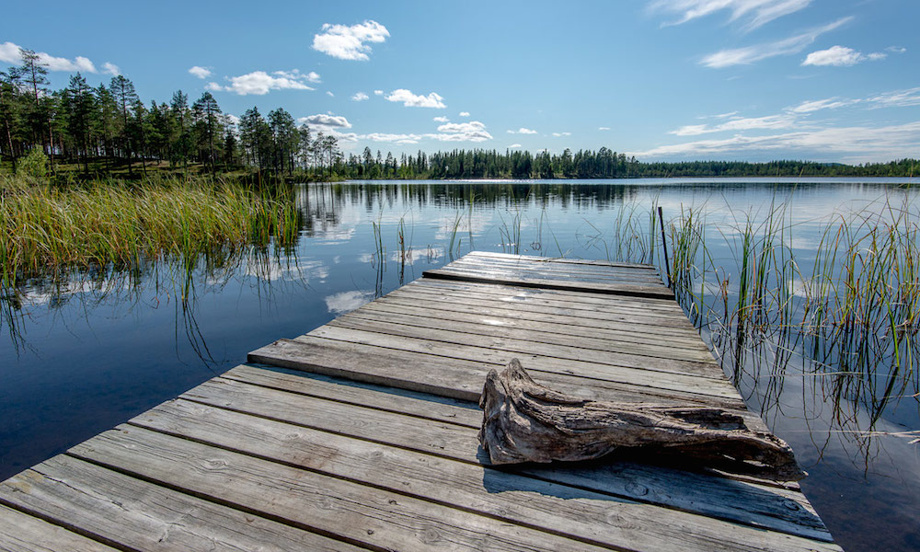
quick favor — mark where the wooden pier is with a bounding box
[0,251,841,551]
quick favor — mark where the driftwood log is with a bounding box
[478,359,806,481]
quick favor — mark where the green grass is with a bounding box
[0,173,301,290]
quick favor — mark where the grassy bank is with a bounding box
[0,174,301,289]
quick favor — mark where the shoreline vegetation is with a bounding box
[1,47,917,182]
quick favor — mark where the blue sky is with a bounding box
[2,0,918,163]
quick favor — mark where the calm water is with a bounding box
[2,178,918,551]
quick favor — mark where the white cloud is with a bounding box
[433,116,450,123]
[385,89,446,108]
[312,20,389,61]
[507,127,538,134]
[326,91,335,97]
[788,97,856,113]
[802,45,886,67]
[374,90,384,95]
[599,127,611,131]
[552,132,572,137]
[435,121,492,142]
[274,69,320,83]
[650,0,811,31]
[363,132,423,145]
[214,70,317,95]
[459,112,470,117]
[0,41,114,75]
[189,66,212,79]
[352,92,369,101]
[509,143,522,148]
[205,82,222,92]
[631,121,920,163]
[102,62,120,76]
[225,114,241,126]
[701,17,851,68]
[0,42,19,63]
[670,114,796,135]
[886,46,907,54]
[299,114,352,128]
[865,87,920,109]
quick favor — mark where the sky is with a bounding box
[1,0,918,164]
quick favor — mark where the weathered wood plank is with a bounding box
[382,286,699,332]
[464,250,657,269]
[249,337,747,408]
[303,326,740,399]
[0,503,120,552]
[224,364,480,426]
[130,397,835,548]
[171,374,818,534]
[444,257,666,284]
[334,308,721,371]
[0,456,362,552]
[70,426,613,552]
[397,281,689,315]
[357,298,710,354]
[442,258,666,286]
[405,277,686,315]
[423,267,674,299]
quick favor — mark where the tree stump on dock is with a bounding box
[478,359,806,481]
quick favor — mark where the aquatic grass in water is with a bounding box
[0,174,301,289]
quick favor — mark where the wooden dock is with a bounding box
[0,251,841,551]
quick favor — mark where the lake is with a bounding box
[2,178,918,551]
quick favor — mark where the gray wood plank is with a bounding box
[333,309,722,373]
[384,286,700,333]
[444,257,666,284]
[464,251,657,269]
[249,337,748,408]
[303,326,740,399]
[130,397,836,549]
[442,258,666,285]
[0,457,362,552]
[406,278,686,314]
[423,267,674,299]
[0,503,120,552]
[357,299,710,354]
[185,370,822,538]
[224,364,481,426]
[69,426,612,552]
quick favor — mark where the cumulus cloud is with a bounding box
[211,69,318,95]
[507,128,537,135]
[102,62,120,76]
[188,66,212,79]
[433,116,450,123]
[459,112,470,117]
[509,143,522,148]
[802,45,886,67]
[357,120,493,144]
[0,41,105,73]
[385,89,446,108]
[701,17,851,68]
[352,92,369,101]
[312,20,390,61]
[374,90,384,95]
[649,0,811,31]
[435,121,492,142]
[300,114,352,128]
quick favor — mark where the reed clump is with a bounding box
[0,174,301,289]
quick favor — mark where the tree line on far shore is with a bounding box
[2,47,917,182]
